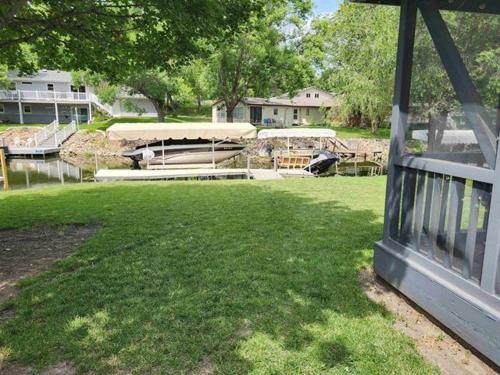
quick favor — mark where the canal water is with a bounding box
[2,157,385,190]
[3,157,128,190]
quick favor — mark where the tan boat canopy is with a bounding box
[107,122,257,141]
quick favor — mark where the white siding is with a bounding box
[111,98,157,117]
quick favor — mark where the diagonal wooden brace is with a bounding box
[419,0,498,168]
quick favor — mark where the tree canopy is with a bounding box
[211,0,315,122]
[0,0,261,77]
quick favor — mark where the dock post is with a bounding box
[0,149,9,191]
[247,154,251,179]
[161,140,165,166]
[94,150,98,175]
[212,138,215,169]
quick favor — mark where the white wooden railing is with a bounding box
[34,120,59,147]
[89,92,113,114]
[0,90,89,101]
[39,120,77,148]
[0,90,113,116]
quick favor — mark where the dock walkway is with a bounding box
[95,168,312,181]
[5,120,77,157]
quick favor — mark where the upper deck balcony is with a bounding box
[0,90,91,103]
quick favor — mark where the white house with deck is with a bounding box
[212,87,337,127]
[0,70,156,124]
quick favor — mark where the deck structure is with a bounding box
[355,0,500,366]
[95,168,313,181]
[4,120,77,156]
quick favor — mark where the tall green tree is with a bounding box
[304,4,499,133]
[211,0,315,122]
[75,70,183,122]
[304,3,398,132]
[181,60,213,112]
[1,0,261,76]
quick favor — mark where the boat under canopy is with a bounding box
[107,122,257,141]
[257,128,336,139]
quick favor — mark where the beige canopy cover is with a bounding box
[107,122,257,141]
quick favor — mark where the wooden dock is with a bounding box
[94,168,303,181]
[6,146,60,156]
[3,120,77,157]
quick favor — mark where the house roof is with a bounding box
[213,87,337,108]
[8,70,72,83]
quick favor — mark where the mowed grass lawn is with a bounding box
[0,178,437,374]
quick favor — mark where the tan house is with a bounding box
[212,87,336,127]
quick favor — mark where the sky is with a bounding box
[313,0,343,15]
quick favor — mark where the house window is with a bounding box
[0,104,4,113]
[273,108,279,116]
[293,108,298,120]
[23,105,32,114]
[306,93,311,98]
[21,82,32,85]
[233,107,244,120]
[315,93,319,98]
[47,83,54,91]
[72,85,86,93]
[9,82,16,90]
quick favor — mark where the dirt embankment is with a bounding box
[1,127,390,167]
[0,127,41,147]
[59,131,133,167]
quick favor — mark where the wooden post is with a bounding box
[212,138,215,169]
[17,90,23,124]
[247,154,251,179]
[0,149,9,191]
[161,140,165,166]
[94,150,98,175]
[88,102,92,124]
[382,0,417,242]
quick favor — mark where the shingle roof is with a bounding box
[214,87,337,108]
[8,70,72,83]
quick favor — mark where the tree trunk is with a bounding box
[197,96,202,112]
[157,108,166,122]
[226,108,234,123]
[428,111,447,152]
[150,98,167,122]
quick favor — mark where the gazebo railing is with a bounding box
[386,156,496,291]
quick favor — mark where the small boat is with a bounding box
[123,139,246,168]
[258,127,339,175]
[106,122,257,169]
[305,151,340,174]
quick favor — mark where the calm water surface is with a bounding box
[4,157,126,190]
[3,157,385,190]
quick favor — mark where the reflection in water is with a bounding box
[6,158,93,190]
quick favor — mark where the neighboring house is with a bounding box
[212,87,337,127]
[0,70,155,124]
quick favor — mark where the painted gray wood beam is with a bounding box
[396,156,494,183]
[352,0,500,15]
[374,240,500,367]
[481,146,500,293]
[383,0,417,242]
[419,0,497,168]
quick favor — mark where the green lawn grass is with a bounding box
[332,126,390,140]
[0,124,42,132]
[83,114,212,132]
[0,178,436,374]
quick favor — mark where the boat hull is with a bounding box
[123,140,245,168]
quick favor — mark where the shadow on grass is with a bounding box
[0,181,434,374]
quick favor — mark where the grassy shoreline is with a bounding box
[0,178,436,374]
